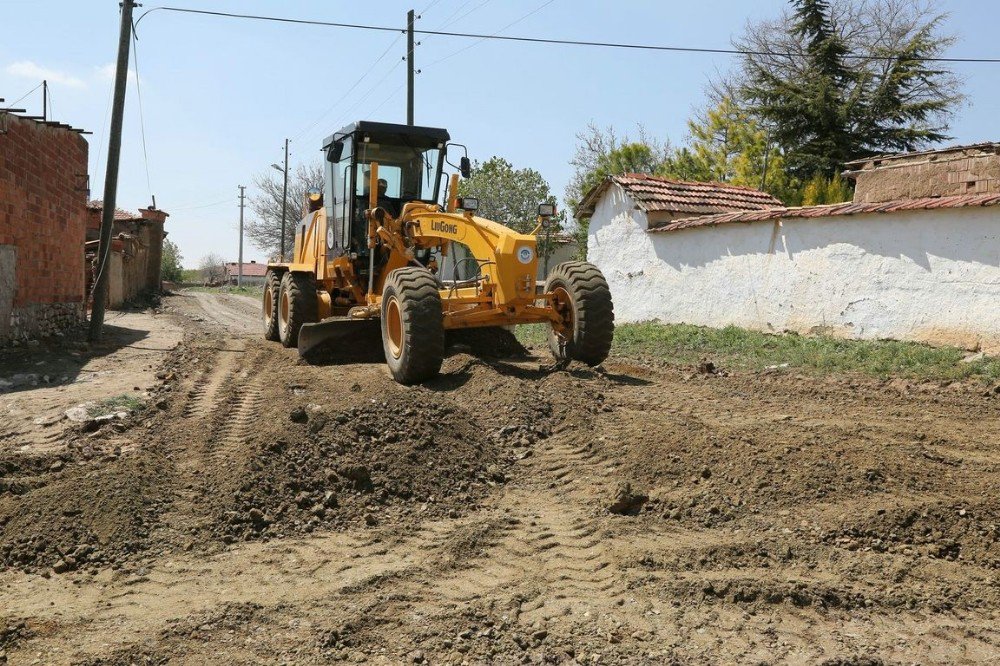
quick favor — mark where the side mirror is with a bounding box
[460,156,472,179]
[327,141,344,163]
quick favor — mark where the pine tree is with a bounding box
[741,0,958,180]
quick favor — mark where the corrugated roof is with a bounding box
[650,193,1000,234]
[87,200,139,221]
[225,262,268,277]
[576,174,782,218]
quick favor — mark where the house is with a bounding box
[0,111,89,344]
[582,150,1000,353]
[224,261,268,286]
[85,202,169,308]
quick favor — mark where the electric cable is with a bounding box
[135,6,1000,64]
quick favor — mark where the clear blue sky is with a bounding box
[2,1,998,267]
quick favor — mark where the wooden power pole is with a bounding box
[238,185,246,287]
[279,138,289,260]
[407,9,415,126]
[89,0,136,341]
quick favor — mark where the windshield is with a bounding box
[355,141,442,203]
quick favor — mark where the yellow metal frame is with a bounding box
[270,163,566,333]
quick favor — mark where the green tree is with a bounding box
[160,238,184,282]
[738,0,962,179]
[799,172,853,205]
[457,156,564,257]
[661,97,796,202]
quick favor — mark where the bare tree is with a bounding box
[565,123,672,212]
[198,252,227,286]
[246,162,325,259]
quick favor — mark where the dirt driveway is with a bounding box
[1,291,998,664]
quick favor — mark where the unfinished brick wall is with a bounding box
[0,114,89,343]
[849,144,1000,203]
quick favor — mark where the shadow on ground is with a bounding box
[0,322,151,395]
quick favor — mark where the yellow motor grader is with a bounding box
[263,120,614,384]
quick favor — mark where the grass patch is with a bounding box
[87,394,146,418]
[515,322,1000,383]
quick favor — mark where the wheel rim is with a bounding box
[263,286,273,323]
[279,289,290,333]
[552,286,574,341]
[385,296,403,359]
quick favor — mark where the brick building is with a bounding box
[85,203,169,308]
[224,261,268,286]
[0,112,89,344]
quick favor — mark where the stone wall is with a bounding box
[850,145,1000,203]
[0,114,89,344]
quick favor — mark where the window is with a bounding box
[356,164,402,197]
[353,140,442,202]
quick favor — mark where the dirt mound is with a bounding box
[209,393,516,542]
[0,448,168,574]
[823,500,1000,567]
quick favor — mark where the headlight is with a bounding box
[457,197,479,212]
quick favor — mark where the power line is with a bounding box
[138,6,1000,64]
[6,82,43,109]
[169,197,233,211]
[291,33,402,141]
[426,0,556,68]
[131,25,154,201]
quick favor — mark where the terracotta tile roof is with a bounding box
[225,262,268,277]
[87,200,139,221]
[650,193,1000,234]
[576,174,782,218]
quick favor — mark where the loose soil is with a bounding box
[0,290,997,664]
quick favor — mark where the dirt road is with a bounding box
[1,291,998,664]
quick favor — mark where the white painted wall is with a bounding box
[588,183,1000,352]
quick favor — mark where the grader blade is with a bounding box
[297,317,381,359]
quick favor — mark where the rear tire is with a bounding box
[545,261,614,366]
[263,270,281,341]
[278,272,317,348]
[380,267,444,384]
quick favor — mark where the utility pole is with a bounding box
[406,9,415,126]
[238,185,246,287]
[89,0,135,342]
[42,80,47,121]
[280,138,289,260]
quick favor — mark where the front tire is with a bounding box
[278,272,317,348]
[545,261,614,366]
[380,267,444,384]
[263,270,281,341]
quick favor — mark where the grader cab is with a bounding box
[263,120,614,384]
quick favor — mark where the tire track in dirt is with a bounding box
[207,366,264,470]
[159,339,248,541]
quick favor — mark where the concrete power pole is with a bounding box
[280,138,289,260]
[407,9,415,126]
[89,0,136,342]
[238,185,246,287]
